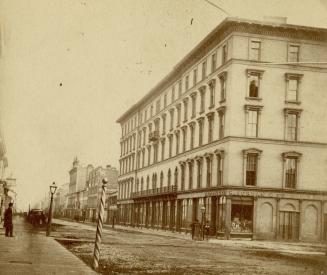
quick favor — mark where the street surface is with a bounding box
[52,219,327,275]
[0,216,95,274]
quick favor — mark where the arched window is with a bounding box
[146,176,150,190]
[174,167,178,186]
[136,178,139,192]
[160,171,164,188]
[141,177,144,191]
[167,169,171,187]
[152,173,157,189]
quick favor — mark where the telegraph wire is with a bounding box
[203,0,231,16]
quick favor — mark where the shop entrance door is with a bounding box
[278,211,299,241]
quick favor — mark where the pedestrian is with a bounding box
[4,202,14,237]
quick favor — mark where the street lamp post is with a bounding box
[200,206,206,241]
[46,182,57,237]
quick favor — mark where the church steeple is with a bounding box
[73,156,79,168]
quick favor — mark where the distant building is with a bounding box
[54,183,69,217]
[85,165,118,221]
[116,17,327,242]
[66,157,87,218]
[106,190,118,225]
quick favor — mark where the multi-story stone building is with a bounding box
[85,165,118,221]
[116,17,327,242]
[66,157,87,218]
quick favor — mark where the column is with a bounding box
[225,196,231,239]
[276,198,280,240]
[252,197,258,240]
[299,199,303,241]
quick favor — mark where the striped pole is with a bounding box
[93,178,108,270]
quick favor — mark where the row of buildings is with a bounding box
[115,17,327,242]
[50,158,118,223]
[0,26,16,218]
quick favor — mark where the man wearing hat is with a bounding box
[4,202,14,237]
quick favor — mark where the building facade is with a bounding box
[85,165,118,221]
[66,157,87,218]
[116,17,327,242]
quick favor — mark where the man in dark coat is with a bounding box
[4,202,14,237]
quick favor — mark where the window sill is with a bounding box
[199,110,205,115]
[209,104,215,109]
[285,100,301,105]
[219,99,226,104]
[245,97,262,101]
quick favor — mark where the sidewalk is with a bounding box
[54,218,326,256]
[0,217,96,275]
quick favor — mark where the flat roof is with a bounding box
[116,17,327,123]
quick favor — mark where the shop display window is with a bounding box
[231,204,253,233]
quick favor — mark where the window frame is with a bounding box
[284,108,302,141]
[249,39,261,61]
[244,105,263,138]
[242,148,262,187]
[246,69,264,100]
[282,151,302,189]
[285,73,303,104]
[288,44,300,63]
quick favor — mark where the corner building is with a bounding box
[116,17,327,242]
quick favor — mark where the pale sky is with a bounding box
[0,0,327,210]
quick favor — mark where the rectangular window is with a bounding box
[287,78,299,102]
[153,144,158,163]
[181,165,185,191]
[198,120,203,146]
[156,100,160,114]
[285,158,297,188]
[183,100,188,122]
[202,60,207,80]
[246,110,258,137]
[208,115,214,143]
[170,109,174,130]
[209,81,215,108]
[144,109,147,122]
[211,53,216,73]
[168,136,173,158]
[162,115,166,134]
[182,128,187,152]
[197,161,202,188]
[148,146,151,166]
[185,75,189,91]
[191,95,196,118]
[161,140,165,161]
[175,132,180,155]
[171,86,175,102]
[248,74,259,98]
[177,105,181,126]
[150,105,153,117]
[289,45,299,62]
[222,44,227,64]
[250,40,261,61]
[218,112,225,139]
[200,89,205,113]
[286,113,298,141]
[190,124,195,149]
[217,155,222,186]
[164,94,167,108]
[193,68,197,86]
[189,162,193,189]
[206,158,212,187]
[178,80,182,97]
[246,154,257,186]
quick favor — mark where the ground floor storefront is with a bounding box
[117,187,327,242]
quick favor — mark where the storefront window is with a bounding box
[231,204,253,233]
